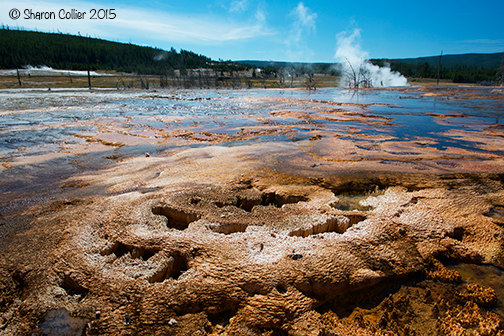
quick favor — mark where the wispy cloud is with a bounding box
[0,0,271,45]
[116,9,269,43]
[290,2,317,42]
[283,2,317,61]
[229,0,249,13]
[255,6,266,26]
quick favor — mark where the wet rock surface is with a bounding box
[0,87,504,335]
[2,162,504,335]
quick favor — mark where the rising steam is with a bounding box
[335,29,408,87]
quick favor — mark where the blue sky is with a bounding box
[1,0,503,62]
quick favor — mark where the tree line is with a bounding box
[0,27,248,75]
[2,27,502,86]
[371,58,503,84]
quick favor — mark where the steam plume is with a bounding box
[335,29,408,87]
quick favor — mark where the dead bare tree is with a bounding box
[278,68,285,88]
[116,77,124,90]
[343,58,372,88]
[437,51,443,86]
[159,74,168,88]
[139,76,149,89]
[231,71,242,89]
[305,71,316,91]
[213,69,220,88]
[16,69,22,86]
[498,54,504,86]
[285,65,295,88]
[85,35,91,90]
[197,70,203,89]
[205,70,211,88]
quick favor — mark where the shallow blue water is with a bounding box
[0,87,503,160]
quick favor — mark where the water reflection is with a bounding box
[0,87,503,166]
[448,263,504,315]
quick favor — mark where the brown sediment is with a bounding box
[1,142,504,335]
[1,87,504,335]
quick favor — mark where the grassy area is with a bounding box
[0,69,486,90]
[407,77,477,87]
[0,70,344,90]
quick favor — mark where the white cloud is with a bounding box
[115,8,269,43]
[255,7,266,26]
[282,2,317,61]
[290,2,316,42]
[229,0,248,13]
[0,0,271,45]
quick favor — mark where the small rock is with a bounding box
[168,318,177,326]
[123,315,131,325]
[145,153,150,157]
[288,250,303,260]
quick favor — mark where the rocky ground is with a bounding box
[1,87,504,335]
[1,150,504,335]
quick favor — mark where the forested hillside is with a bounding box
[0,28,245,74]
[372,53,504,83]
[240,53,504,84]
[390,53,503,69]
[1,28,502,84]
